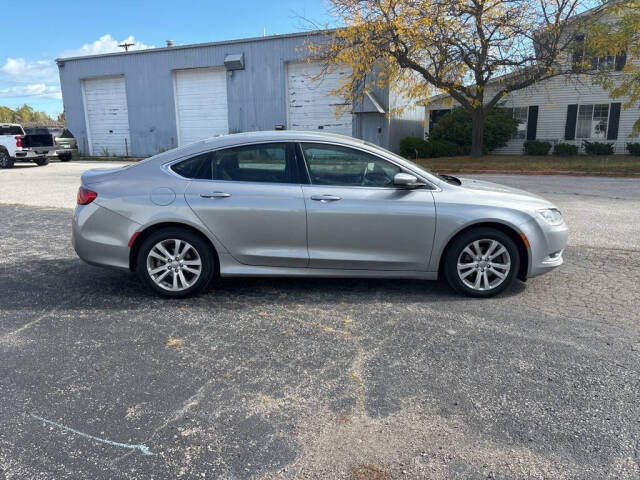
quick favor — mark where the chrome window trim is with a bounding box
[162,138,441,191]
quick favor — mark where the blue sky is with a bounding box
[0,0,334,116]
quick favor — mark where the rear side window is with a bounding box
[0,126,23,135]
[170,153,209,179]
[171,143,298,183]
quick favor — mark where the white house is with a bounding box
[424,12,638,154]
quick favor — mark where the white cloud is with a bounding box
[61,34,154,58]
[0,34,152,108]
[0,84,62,99]
[0,58,59,83]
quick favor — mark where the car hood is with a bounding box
[455,177,556,210]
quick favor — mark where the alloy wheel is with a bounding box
[146,239,202,291]
[456,239,511,292]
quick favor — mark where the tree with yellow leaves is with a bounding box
[586,0,640,135]
[313,0,596,157]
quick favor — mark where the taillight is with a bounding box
[15,136,22,148]
[54,138,58,146]
[77,186,97,205]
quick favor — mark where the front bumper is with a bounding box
[519,218,568,278]
[72,202,141,271]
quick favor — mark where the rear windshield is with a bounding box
[25,127,50,135]
[61,129,74,138]
[0,125,23,135]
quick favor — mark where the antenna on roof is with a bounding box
[118,42,134,52]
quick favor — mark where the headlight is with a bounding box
[537,208,564,226]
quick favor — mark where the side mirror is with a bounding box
[394,172,425,188]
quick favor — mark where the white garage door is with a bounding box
[82,76,131,156]
[286,62,352,136]
[174,68,228,146]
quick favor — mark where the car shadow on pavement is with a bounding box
[1,257,527,312]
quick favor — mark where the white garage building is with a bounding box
[57,31,424,157]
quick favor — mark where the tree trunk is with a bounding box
[470,109,485,158]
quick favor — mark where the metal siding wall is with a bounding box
[59,35,317,157]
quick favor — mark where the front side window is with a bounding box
[576,104,609,139]
[301,143,401,187]
[171,143,296,183]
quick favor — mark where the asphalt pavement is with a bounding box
[1,162,639,479]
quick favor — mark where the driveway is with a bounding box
[1,162,639,479]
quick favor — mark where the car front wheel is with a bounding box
[443,227,520,297]
[137,228,215,298]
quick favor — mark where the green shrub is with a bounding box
[626,142,640,156]
[430,140,462,157]
[429,107,518,154]
[399,136,432,158]
[523,140,552,155]
[583,141,614,155]
[553,143,579,156]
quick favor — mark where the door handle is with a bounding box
[310,194,341,202]
[200,192,231,199]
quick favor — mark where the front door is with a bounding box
[299,142,436,271]
[184,142,308,267]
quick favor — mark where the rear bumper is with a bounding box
[72,202,141,271]
[13,149,46,160]
[50,146,77,156]
[519,218,568,278]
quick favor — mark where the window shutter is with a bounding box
[615,51,627,71]
[526,106,539,140]
[607,103,621,140]
[565,104,578,140]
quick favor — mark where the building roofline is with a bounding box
[56,28,335,64]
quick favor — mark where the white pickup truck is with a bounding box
[0,123,53,168]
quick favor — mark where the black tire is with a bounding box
[0,149,14,169]
[443,227,520,298]
[34,157,49,166]
[58,153,72,162]
[136,228,215,298]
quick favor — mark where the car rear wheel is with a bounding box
[443,227,520,297]
[34,157,49,166]
[0,150,13,169]
[58,153,72,162]
[137,228,215,298]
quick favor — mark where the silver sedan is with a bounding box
[72,131,567,298]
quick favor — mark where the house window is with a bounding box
[576,104,609,139]
[572,35,625,71]
[510,107,529,139]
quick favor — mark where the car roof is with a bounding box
[138,130,443,188]
[198,130,368,149]
[145,131,371,164]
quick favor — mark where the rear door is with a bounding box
[299,142,436,271]
[183,142,309,267]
